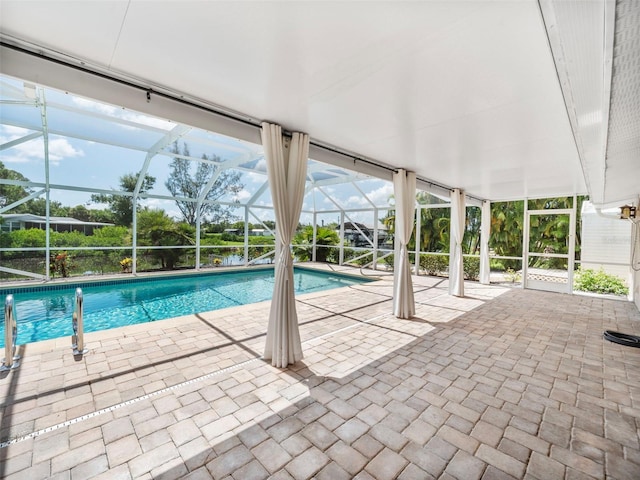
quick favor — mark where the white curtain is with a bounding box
[393,169,416,318]
[449,188,465,297]
[261,123,309,367]
[479,200,491,285]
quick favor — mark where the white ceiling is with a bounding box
[0,0,637,206]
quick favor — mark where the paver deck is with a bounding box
[1,265,639,479]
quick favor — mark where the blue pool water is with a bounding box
[0,267,370,346]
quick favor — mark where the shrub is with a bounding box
[49,251,74,278]
[6,228,46,249]
[221,232,243,242]
[120,257,133,272]
[345,250,373,267]
[463,256,480,281]
[574,268,628,296]
[505,267,521,283]
[88,226,130,247]
[248,236,274,245]
[420,254,448,276]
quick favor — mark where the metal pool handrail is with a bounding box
[72,288,87,355]
[1,295,20,371]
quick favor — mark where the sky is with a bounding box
[0,74,394,225]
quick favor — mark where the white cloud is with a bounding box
[0,129,83,165]
[72,97,118,115]
[72,96,174,131]
[318,187,338,206]
[1,125,31,137]
[233,189,252,202]
[0,126,35,164]
[48,138,84,163]
[121,112,174,131]
[244,158,268,182]
[345,183,394,208]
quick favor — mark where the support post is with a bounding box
[312,212,317,262]
[373,208,379,270]
[339,211,345,265]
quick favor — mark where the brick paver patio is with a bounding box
[1,265,639,479]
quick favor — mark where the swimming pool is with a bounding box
[0,267,371,346]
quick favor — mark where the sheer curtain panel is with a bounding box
[393,169,416,318]
[480,200,491,285]
[449,188,465,296]
[261,122,309,367]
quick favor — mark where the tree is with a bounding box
[231,220,246,234]
[417,207,451,253]
[66,205,91,222]
[490,200,525,263]
[165,141,243,226]
[525,197,582,269]
[26,198,65,216]
[137,209,195,269]
[463,207,481,254]
[0,161,32,211]
[489,197,585,270]
[86,208,115,224]
[383,191,450,254]
[262,220,276,231]
[90,172,155,226]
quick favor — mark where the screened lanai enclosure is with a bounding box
[2,2,640,478]
[0,73,634,301]
[1,0,639,309]
[0,74,448,280]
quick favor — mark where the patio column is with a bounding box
[479,200,491,285]
[261,122,309,368]
[449,188,465,297]
[393,169,416,319]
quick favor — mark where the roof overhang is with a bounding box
[0,1,638,207]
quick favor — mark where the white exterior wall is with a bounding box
[580,202,631,284]
[635,268,640,310]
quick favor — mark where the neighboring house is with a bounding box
[224,228,272,237]
[0,213,113,234]
[341,222,389,247]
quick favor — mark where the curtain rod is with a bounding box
[1,40,485,204]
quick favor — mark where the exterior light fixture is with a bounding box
[620,205,637,219]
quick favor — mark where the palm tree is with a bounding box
[490,197,584,270]
[419,208,451,253]
[490,200,525,269]
[293,226,340,262]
